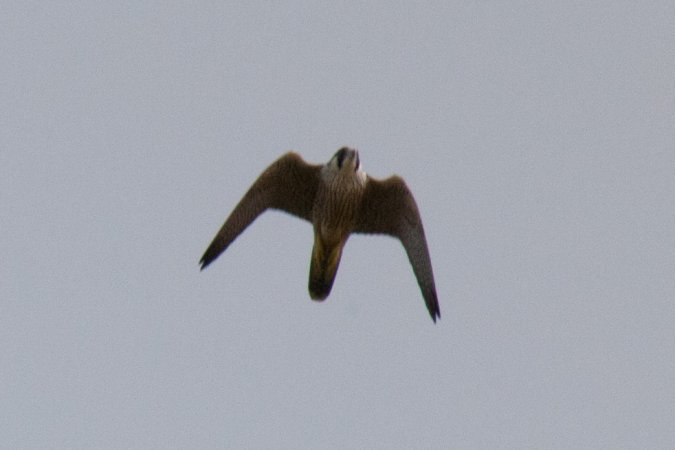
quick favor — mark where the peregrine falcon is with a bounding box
[200,147,441,322]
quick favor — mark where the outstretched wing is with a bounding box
[354,176,440,322]
[200,152,321,270]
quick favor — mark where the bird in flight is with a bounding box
[200,147,440,322]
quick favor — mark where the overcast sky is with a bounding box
[2,2,674,449]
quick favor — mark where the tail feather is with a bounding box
[308,237,345,300]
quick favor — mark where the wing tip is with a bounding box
[199,253,214,271]
[427,292,441,323]
[199,241,224,271]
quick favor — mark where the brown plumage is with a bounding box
[199,147,441,322]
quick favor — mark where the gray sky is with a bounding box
[2,2,674,448]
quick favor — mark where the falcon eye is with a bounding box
[335,148,348,168]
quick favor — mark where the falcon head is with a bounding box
[329,147,360,172]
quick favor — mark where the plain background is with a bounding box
[2,2,674,448]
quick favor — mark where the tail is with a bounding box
[308,237,345,301]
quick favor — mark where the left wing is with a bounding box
[200,152,321,270]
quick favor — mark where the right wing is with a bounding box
[354,175,440,322]
[199,152,321,270]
